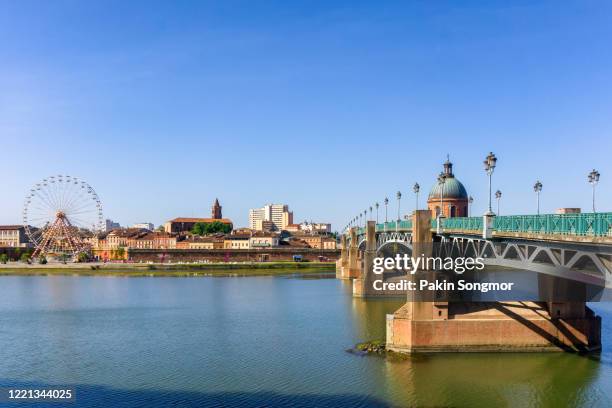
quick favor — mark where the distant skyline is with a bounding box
[1,0,611,230]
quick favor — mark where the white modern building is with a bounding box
[248,204,293,231]
[299,222,332,234]
[132,222,155,231]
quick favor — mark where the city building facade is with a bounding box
[132,223,154,231]
[176,236,224,249]
[249,232,280,248]
[0,225,30,248]
[223,234,251,249]
[105,219,121,232]
[249,204,293,231]
[299,222,332,234]
[297,235,337,249]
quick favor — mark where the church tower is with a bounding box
[211,198,222,219]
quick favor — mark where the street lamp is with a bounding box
[375,202,379,224]
[437,172,446,218]
[534,181,543,215]
[364,210,367,227]
[495,190,502,215]
[468,196,474,216]
[384,197,389,223]
[396,191,402,232]
[483,152,497,215]
[588,169,600,212]
[413,182,420,211]
[369,206,373,223]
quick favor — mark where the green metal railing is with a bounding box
[349,212,612,238]
[441,216,483,231]
[372,220,412,232]
[494,213,612,237]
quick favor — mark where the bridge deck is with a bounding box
[352,212,612,243]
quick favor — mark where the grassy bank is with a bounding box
[0,261,336,277]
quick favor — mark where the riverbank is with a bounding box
[0,261,336,277]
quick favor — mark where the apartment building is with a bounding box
[249,204,293,231]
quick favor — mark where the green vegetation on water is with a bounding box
[352,340,410,361]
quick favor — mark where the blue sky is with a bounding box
[1,0,611,230]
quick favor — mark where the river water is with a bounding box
[0,273,611,407]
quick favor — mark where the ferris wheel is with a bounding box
[22,175,104,259]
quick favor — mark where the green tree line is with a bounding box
[191,221,232,235]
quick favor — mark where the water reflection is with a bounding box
[0,275,610,407]
[383,352,603,406]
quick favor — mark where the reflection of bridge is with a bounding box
[337,211,612,353]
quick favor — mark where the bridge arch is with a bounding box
[439,235,611,287]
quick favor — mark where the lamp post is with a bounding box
[437,172,446,218]
[369,206,373,224]
[588,169,600,212]
[483,152,497,215]
[468,196,473,216]
[384,197,389,223]
[413,182,420,211]
[534,181,542,215]
[396,191,402,232]
[495,190,502,215]
[364,210,367,227]
[375,202,379,224]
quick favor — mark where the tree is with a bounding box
[0,254,8,264]
[77,252,90,263]
[38,256,47,265]
[156,225,165,232]
[192,221,232,235]
[20,252,31,263]
[57,254,70,264]
[114,246,126,260]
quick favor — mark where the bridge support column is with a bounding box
[353,221,377,297]
[387,210,600,353]
[387,210,451,350]
[344,228,360,279]
[336,234,349,279]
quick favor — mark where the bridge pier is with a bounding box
[336,235,349,279]
[385,211,601,353]
[353,221,377,297]
[340,227,360,279]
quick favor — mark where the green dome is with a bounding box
[428,176,468,200]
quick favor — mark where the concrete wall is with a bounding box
[126,248,340,263]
